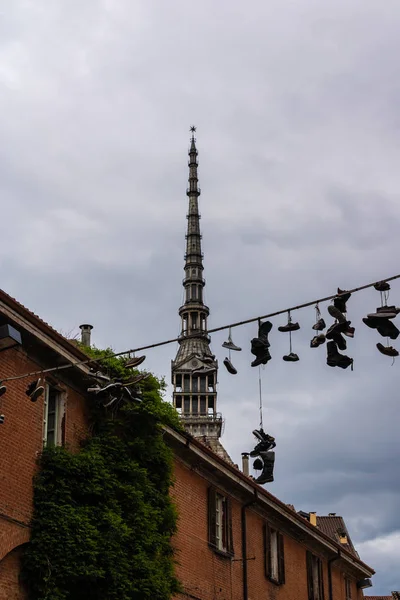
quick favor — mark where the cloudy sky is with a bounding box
[1,0,400,592]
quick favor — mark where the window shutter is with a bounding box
[318,558,325,600]
[263,523,271,578]
[306,551,314,600]
[227,497,234,555]
[278,533,285,584]
[208,487,217,547]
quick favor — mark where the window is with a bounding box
[264,524,285,584]
[208,487,233,555]
[345,577,352,600]
[306,551,325,600]
[43,384,65,447]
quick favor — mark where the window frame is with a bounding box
[306,551,325,600]
[345,577,352,600]
[208,487,234,557]
[264,523,285,585]
[43,383,65,447]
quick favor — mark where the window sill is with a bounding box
[208,544,233,559]
[267,576,283,587]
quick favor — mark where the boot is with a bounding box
[334,288,351,313]
[327,305,347,323]
[376,343,399,357]
[326,341,353,369]
[125,355,146,368]
[282,352,299,362]
[326,324,347,350]
[252,429,275,446]
[250,437,276,456]
[312,318,326,331]
[254,451,275,484]
[278,321,300,333]
[223,357,237,375]
[251,337,269,353]
[251,348,272,368]
[374,281,391,292]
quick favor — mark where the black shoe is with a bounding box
[250,438,276,456]
[310,334,325,348]
[312,318,326,331]
[26,379,45,402]
[223,357,237,374]
[282,352,299,362]
[254,451,275,484]
[258,320,273,338]
[253,458,263,470]
[327,305,347,323]
[363,316,399,339]
[252,429,275,445]
[278,321,300,333]
[251,337,270,354]
[326,324,347,350]
[334,288,351,313]
[326,341,353,369]
[376,343,399,357]
[374,281,391,292]
[251,349,271,367]
[0,414,4,424]
[0,385,6,397]
[367,306,400,319]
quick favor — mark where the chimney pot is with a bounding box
[241,452,249,476]
[79,324,93,347]
[309,511,317,526]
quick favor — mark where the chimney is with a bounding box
[328,513,336,517]
[79,324,93,347]
[309,512,317,526]
[241,453,249,476]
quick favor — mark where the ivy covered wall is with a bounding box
[21,347,182,600]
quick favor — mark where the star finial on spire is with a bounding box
[190,125,196,133]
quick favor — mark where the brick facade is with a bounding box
[0,290,375,599]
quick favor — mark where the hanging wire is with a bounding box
[2,273,400,383]
[258,365,263,430]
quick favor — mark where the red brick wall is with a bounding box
[0,345,89,599]
[171,456,362,600]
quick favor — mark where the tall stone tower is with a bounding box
[171,128,224,444]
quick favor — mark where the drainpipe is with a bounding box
[328,550,341,600]
[241,491,258,600]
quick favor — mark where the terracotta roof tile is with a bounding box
[316,516,358,557]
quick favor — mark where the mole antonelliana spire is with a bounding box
[171,127,228,451]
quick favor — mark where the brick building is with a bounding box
[0,131,379,599]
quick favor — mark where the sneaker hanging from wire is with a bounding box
[26,378,45,402]
[223,357,237,375]
[278,311,300,332]
[312,303,326,331]
[222,328,242,351]
[376,343,399,358]
[125,355,146,368]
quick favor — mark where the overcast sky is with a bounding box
[1,0,400,593]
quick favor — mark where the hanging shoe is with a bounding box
[223,357,237,374]
[282,352,299,362]
[259,320,273,339]
[367,306,400,319]
[312,318,326,331]
[0,414,4,424]
[251,348,272,368]
[376,343,399,357]
[125,355,146,368]
[310,335,325,348]
[254,451,275,484]
[334,289,351,313]
[26,379,45,402]
[251,337,269,353]
[326,324,347,350]
[278,321,300,333]
[252,429,276,446]
[374,281,391,292]
[222,331,242,351]
[0,385,6,397]
[250,438,276,456]
[362,316,399,339]
[253,458,263,470]
[327,305,347,323]
[326,341,353,369]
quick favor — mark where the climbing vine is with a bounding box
[21,346,183,600]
